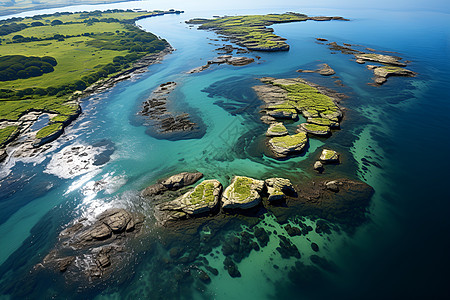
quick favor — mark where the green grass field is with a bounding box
[0,9,178,143]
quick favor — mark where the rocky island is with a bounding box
[187,13,349,51]
[252,77,344,158]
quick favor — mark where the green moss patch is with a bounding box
[270,123,287,133]
[36,122,62,139]
[0,125,19,146]
[307,117,335,126]
[271,132,307,148]
[189,181,216,205]
[232,177,253,201]
[302,123,329,132]
[268,81,340,120]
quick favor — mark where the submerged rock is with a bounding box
[222,176,265,209]
[267,132,308,158]
[325,180,340,192]
[266,122,288,137]
[265,177,296,202]
[314,161,324,172]
[319,149,340,163]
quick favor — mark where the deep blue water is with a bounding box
[0,1,450,299]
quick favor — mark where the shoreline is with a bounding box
[0,0,130,18]
[0,42,174,162]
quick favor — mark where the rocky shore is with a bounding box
[0,45,174,162]
[39,208,144,279]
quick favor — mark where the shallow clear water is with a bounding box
[0,1,449,299]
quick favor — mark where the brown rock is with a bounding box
[98,208,132,233]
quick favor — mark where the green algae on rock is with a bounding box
[307,117,339,128]
[157,179,223,219]
[255,77,343,122]
[187,13,348,51]
[268,132,308,158]
[222,176,265,209]
[265,177,296,202]
[33,122,64,147]
[298,123,331,136]
[266,122,288,137]
[319,149,340,163]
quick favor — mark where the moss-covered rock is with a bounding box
[265,177,296,202]
[266,122,288,137]
[33,123,64,147]
[268,132,308,158]
[0,125,19,148]
[259,78,343,123]
[307,117,339,128]
[319,149,340,163]
[298,123,331,136]
[158,180,223,216]
[222,176,265,209]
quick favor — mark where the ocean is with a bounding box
[0,1,449,299]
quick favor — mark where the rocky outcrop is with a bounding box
[297,123,331,136]
[307,117,339,128]
[267,132,308,158]
[322,41,416,86]
[319,149,340,163]
[314,161,324,172]
[297,63,335,76]
[157,180,222,221]
[354,53,406,66]
[222,176,265,209]
[367,65,417,85]
[41,208,144,279]
[140,82,203,139]
[141,172,203,197]
[266,122,288,137]
[188,55,254,74]
[265,177,296,202]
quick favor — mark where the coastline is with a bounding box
[0,0,130,17]
[0,30,174,162]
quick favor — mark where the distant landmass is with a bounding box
[0,0,127,16]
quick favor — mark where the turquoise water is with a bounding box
[1,1,450,299]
